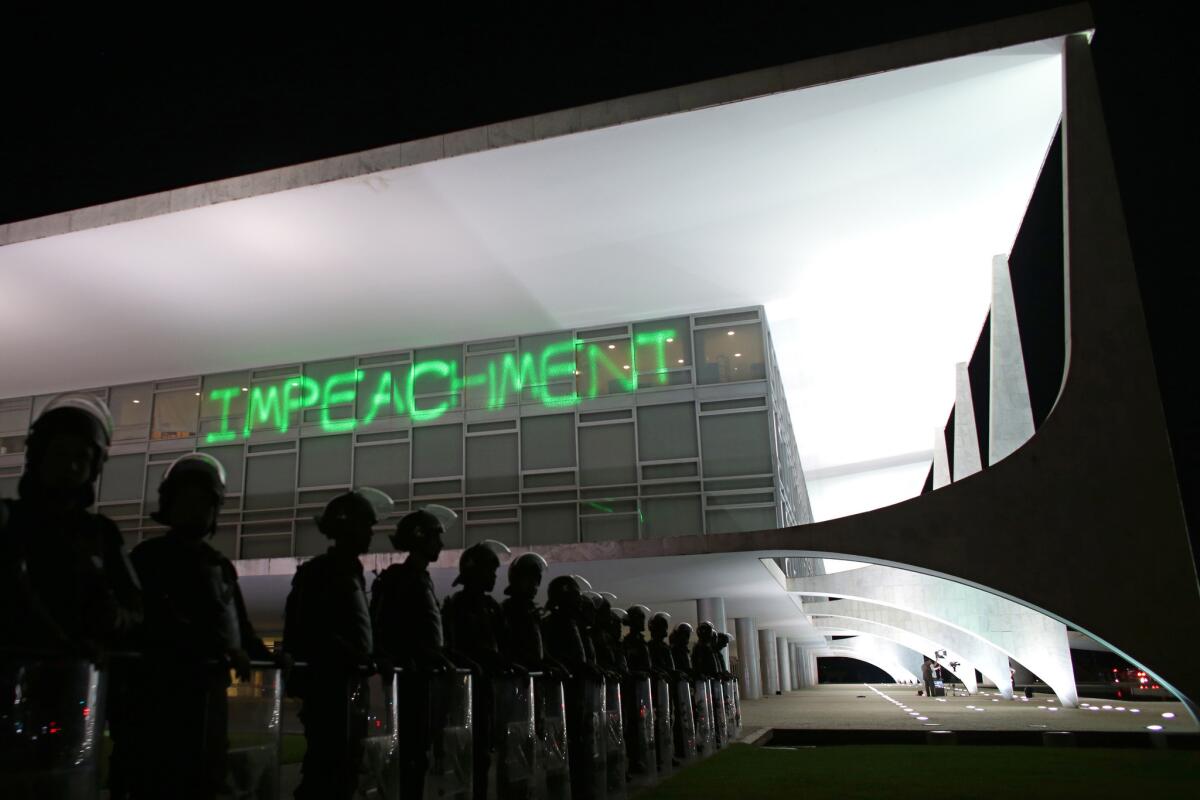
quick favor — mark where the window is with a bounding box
[303,359,357,431]
[633,317,691,387]
[706,506,778,534]
[109,384,153,441]
[151,389,200,441]
[466,522,519,547]
[198,444,245,495]
[354,442,410,500]
[244,452,297,510]
[581,509,638,542]
[299,434,352,487]
[522,504,577,545]
[579,424,636,487]
[0,435,25,455]
[576,338,635,399]
[637,403,698,461]
[0,400,30,435]
[521,414,575,470]
[517,332,577,407]
[693,323,766,384]
[643,496,703,538]
[356,365,410,425]
[466,434,519,495]
[412,424,463,479]
[700,411,772,477]
[100,453,145,502]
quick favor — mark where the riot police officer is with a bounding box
[0,395,142,799]
[714,632,735,679]
[128,453,272,799]
[370,505,456,800]
[669,623,694,675]
[647,612,676,674]
[442,539,514,800]
[0,393,142,651]
[542,575,601,800]
[499,552,552,673]
[692,621,722,678]
[283,488,391,800]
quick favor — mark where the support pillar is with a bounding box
[953,362,983,480]
[790,642,802,689]
[759,629,780,695]
[777,636,792,693]
[989,253,1037,465]
[697,597,729,669]
[734,617,760,699]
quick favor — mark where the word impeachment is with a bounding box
[205,330,677,443]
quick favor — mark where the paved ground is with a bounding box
[739,683,1198,734]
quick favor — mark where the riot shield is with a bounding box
[691,678,715,758]
[493,673,537,800]
[0,654,105,800]
[722,678,739,741]
[533,675,570,800]
[710,679,728,748]
[652,677,673,779]
[602,679,626,799]
[222,664,284,800]
[426,670,473,800]
[357,669,399,799]
[622,674,655,780]
[671,678,696,764]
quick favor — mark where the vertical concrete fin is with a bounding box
[989,254,1037,464]
[953,362,983,480]
[932,428,952,488]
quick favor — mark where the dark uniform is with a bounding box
[499,594,545,671]
[283,549,373,800]
[542,598,597,800]
[129,535,270,799]
[443,589,507,800]
[692,637,721,679]
[372,558,445,799]
[648,636,675,674]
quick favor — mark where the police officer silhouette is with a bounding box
[442,539,514,800]
[499,552,553,673]
[128,453,272,799]
[370,505,456,799]
[691,621,722,679]
[669,623,694,675]
[283,488,391,800]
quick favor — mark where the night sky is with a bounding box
[2,2,1195,558]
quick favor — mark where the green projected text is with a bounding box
[205,329,677,443]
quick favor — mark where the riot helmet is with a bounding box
[392,503,455,556]
[506,552,549,596]
[648,611,672,638]
[20,393,114,503]
[546,574,582,611]
[626,604,650,633]
[453,539,510,589]
[316,487,393,539]
[697,620,716,641]
[151,452,227,532]
[670,622,694,647]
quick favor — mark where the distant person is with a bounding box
[128,453,272,800]
[921,657,934,697]
[370,506,456,800]
[284,489,390,800]
[442,540,514,800]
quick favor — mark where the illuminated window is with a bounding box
[411,345,462,420]
[109,384,153,441]
[518,332,578,407]
[151,389,199,441]
[575,338,635,399]
[0,435,25,456]
[303,359,357,432]
[356,365,410,424]
[633,317,691,387]
[693,323,766,384]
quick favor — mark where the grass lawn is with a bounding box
[634,744,1200,799]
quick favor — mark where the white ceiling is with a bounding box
[0,39,1063,480]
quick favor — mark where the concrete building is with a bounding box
[2,5,1197,724]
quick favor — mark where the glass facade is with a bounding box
[0,307,810,560]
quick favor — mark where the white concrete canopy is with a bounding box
[787,564,1076,705]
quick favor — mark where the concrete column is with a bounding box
[932,428,951,488]
[777,636,792,693]
[733,617,760,699]
[697,597,729,669]
[759,629,780,695]
[790,642,802,689]
[989,254,1037,465]
[953,362,983,480]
